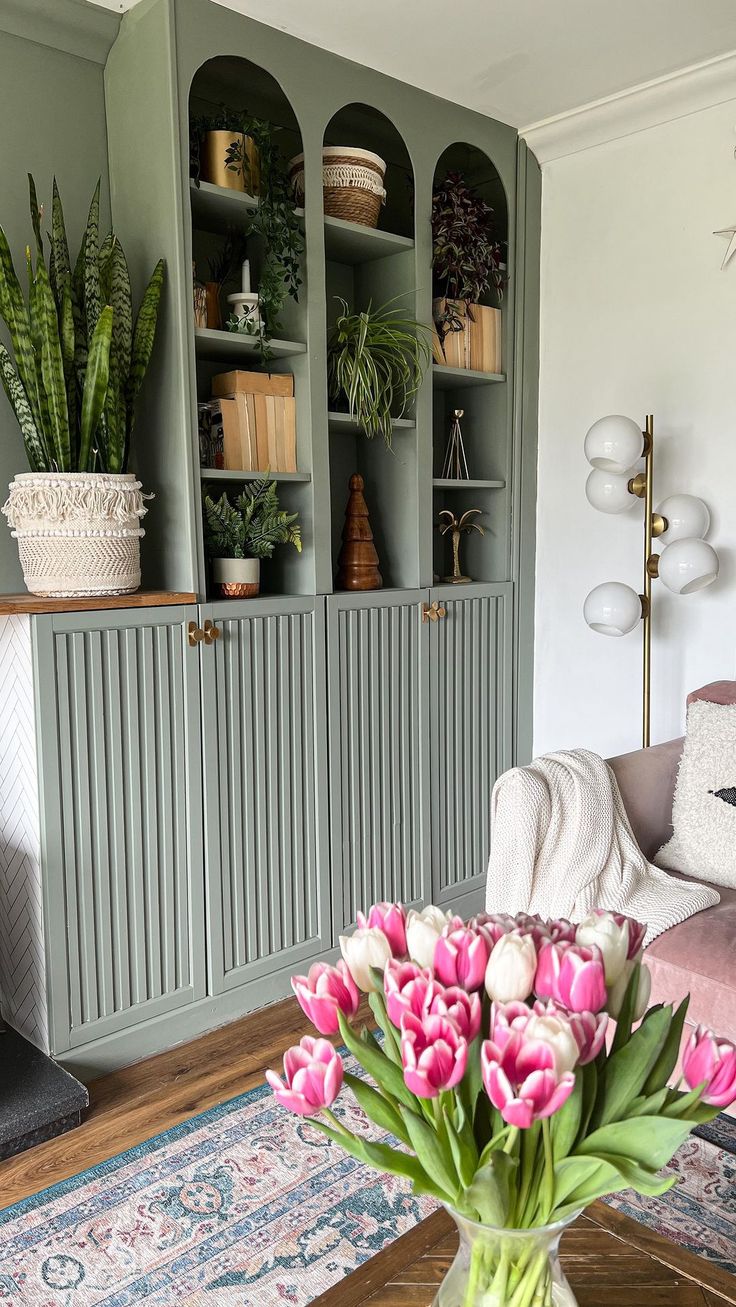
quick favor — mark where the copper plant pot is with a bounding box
[205,282,222,330]
[212,556,260,599]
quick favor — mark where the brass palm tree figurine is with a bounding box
[438,508,485,583]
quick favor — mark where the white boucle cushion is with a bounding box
[655,699,736,888]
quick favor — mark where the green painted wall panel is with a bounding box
[0,28,111,591]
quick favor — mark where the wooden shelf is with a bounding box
[433,478,506,490]
[328,411,415,435]
[194,328,306,362]
[189,180,305,233]
[0,591,197,616]
[323,215,414,265]
[432,364,506,389]
[199,468,311,483]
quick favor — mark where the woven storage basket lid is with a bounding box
[289,146,387,175]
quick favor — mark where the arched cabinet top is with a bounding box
[189,53,304,160]
[433,140,508,252]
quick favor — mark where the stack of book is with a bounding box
[210,370,297,473]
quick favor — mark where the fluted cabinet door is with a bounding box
[429,583,513,906]
[33,607,205,1054]
[200,597,331,994]
[327,591,431,934]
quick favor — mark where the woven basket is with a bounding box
[2,472,149,597]
[289,147,387,228]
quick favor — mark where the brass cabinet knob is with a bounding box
[203,620,221,645]
[421,601,447,623]
[188,621,206,647]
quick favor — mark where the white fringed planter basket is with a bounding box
[2,472,149,598]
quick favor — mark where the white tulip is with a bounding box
[608,957,652,1022]
[575,911,629,985]
[339,927,392,992]
[485,932,537,1004]
[524,1012,580,1076]
[405,905,454,968]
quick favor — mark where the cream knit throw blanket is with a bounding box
[485,748,719,945]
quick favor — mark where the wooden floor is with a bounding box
[1,998,734,1307]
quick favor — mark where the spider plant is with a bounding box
[326,297,431,448]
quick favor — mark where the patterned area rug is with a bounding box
[0,1071,734,1305]
[604,1114,736,1278]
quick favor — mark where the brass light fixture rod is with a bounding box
[641,415,654,748]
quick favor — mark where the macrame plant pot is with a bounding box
[290,147,387,228]
[2,472,149,598]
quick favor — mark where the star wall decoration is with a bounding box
[714,224,736,269]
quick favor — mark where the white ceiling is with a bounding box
[89,0,736,129]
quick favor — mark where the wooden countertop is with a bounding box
[0,590,197,616]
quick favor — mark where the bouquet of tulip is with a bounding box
[266,903,736,1307]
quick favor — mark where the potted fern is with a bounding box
[0,176,164,597]
[203,477,302,597]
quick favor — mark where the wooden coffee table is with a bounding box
[311,1202,736,1306]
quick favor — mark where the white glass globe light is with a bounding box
[584,582,642,636]
[584,415,644,473]
[658,538,719,595]
[656,494,710,543]
[585,468,637,514]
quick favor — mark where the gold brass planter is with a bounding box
[201,131,260,193]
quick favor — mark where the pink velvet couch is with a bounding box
[608,738,736,1044]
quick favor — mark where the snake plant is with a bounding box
[0,176,164,473]
[326,297,431,447]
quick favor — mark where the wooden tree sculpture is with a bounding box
[438,507,484,583]
[336,473,383,590]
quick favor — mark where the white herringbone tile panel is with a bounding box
[0,615,48,1050]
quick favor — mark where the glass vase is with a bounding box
[434,1208,580,1307]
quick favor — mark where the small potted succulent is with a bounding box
[432,171,506,373]
[203,477,302,597]
[327,296,431,448]
[0,176,164,597]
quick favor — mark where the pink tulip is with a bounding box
[512,912,552,949]
[356,901,407,957]
[401,1012,468,1098]
[535,941,607,1014]
[470,912,516,948]
[682,1026,736,1107]
[434,924,489,991]
[481,1008,576,1128]
[429,986,482,1042]
[291,961,360,1035]
[266,1037,344,1117]
[546,917,578,945]
[533,999,608,1066]
[604,910,648,959]
[384,959,437,1027]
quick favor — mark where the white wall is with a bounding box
[535,98,736,758]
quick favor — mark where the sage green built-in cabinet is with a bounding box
[0,0,540,1073]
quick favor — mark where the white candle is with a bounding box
[241,259,251,294]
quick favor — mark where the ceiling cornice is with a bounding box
[520,49,736,164]
[0,0,120,66]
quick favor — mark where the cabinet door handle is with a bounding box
[203,620,221,645]
[422,601,447,623]
[188,621,206,647]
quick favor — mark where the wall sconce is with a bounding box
[583,414,719,747]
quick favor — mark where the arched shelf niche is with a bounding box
[430,142,510,587]
[188,55,311,599]
[322,105,419,593]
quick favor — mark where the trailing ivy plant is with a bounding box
[326,297,431,448]
[0,175,164,473]
[431,170,506,342]
[203,477,302,560]
[191,105,303,365]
